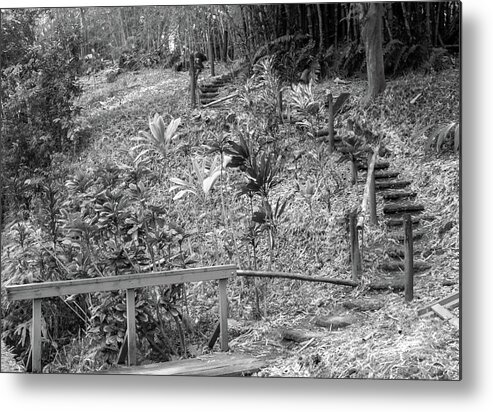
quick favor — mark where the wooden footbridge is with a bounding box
[5,264,266,376]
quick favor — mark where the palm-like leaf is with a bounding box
[169,155,225,201]
[131,114,182,161]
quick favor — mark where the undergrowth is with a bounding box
[1,62,459,379]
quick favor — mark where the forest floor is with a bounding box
[5,62,459,379]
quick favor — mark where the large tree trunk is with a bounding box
[360,3,386,102]
[360,3,385,100]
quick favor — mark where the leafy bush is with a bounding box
[1,12,84,224]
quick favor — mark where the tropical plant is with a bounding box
[169,155,225,201]
[338,135,371,185]
[425,121,460,154]
[132,114,182,164]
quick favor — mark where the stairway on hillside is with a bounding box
[359,161,432,290]
[198,72,237,107]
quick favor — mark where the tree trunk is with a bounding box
[307,4,314,38]
[360,3,386,102]
[317,3,324,52]
[222,30,229,61]
[434,2,442,47]
[119,8,128,47]
[383,3,393,41]
[334,3,339,49]
[240,5,250,55]
[284,4,291,35]
[400,2,413,42]
[298,4,304,33]
[79,8,88,58]
[346,3,351,41]
[208,29,215,77]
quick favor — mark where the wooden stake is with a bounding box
[350,211,362,281]
[327,92,334,153]
[31,299,42,373]
[404,214,414,302]
[278,89,283,121]
[369,153,378,225]
[189,52,196,108]
[126,288,137,365]
[218,278,229,351]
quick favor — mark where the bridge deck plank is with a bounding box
[103,353,266,377]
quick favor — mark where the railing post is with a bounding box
[369,152,378,225]
[278,89,283,122]
[31,298,42,373]
[350,211,362,281]
[327,92,334,153]
[404,214,414,302]
[218,278,229,351]
[126,288,137,365]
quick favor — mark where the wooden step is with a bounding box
[383,203,425,215]
[211,80,226,87]
[374,171,399,180]
[393,230,425,243]
[358,161,390,171]
[199,85,219,92]
[103,353,266,377]
[368,276,405,291]
[376,180,411,190]
[386,216,421,227]
[200,92,219,99]
[383,191,417,201]
[378,261,431,273]
[385,248,422,260]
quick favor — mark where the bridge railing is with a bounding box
[5,264,237,373]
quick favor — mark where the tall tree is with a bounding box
[359,3,386,102]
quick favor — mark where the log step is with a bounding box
[200,98,219,104]
[383,191,417,201]
[376,180,411,190]
[358,161,390,171]
[199,86,219,92]
[393,230,425,243]
[200,92,219,98]
[368,276,405,291]
[374,171,400,180]
[386,216,421,227]
[386,248,422,260]
[383,203,425,215]
[378,261,432,273]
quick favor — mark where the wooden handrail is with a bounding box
[5,264,236,373]
[357,149,378,230]
[6,265,236,301]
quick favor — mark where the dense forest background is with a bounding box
[1,3,460,375]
